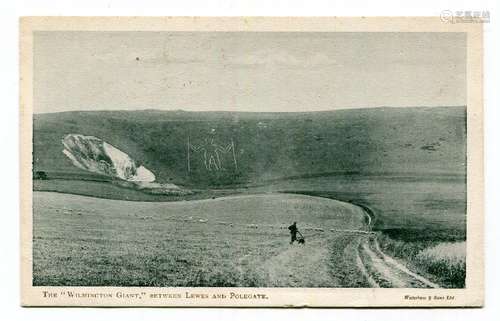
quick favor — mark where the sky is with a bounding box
[33,31,466,113]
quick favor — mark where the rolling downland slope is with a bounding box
[33,106,466,187]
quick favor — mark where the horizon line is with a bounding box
[33,105,467,115]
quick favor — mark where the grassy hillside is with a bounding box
[33,107,466,187]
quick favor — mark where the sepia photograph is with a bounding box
[19,17,484,307]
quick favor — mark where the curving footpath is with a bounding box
[355,224,440,288]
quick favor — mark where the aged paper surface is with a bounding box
[20,17,483,307]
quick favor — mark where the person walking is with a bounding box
[288,222,298,244]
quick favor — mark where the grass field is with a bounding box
[33,172,467,287]
[33,174,466,287]
[415,241,466,288]
[33,192,368,287]
[33,179,242,202]
[261,173,466,231]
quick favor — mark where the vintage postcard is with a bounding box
[20,17,484,307]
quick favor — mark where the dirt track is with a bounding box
[253,230,440,288]
[356,236,439,288]
[245,195,441,288]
